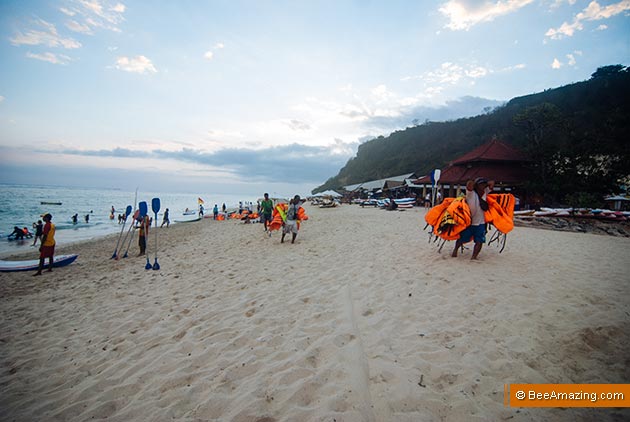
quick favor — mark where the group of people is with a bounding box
[423,191,443,208]
[184,193,308,244]
[71,213,92,224]
[24,178,497,280]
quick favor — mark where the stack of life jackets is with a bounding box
[268,203,308,232]
[425,193,515,240]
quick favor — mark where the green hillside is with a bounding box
[314,65,630,205]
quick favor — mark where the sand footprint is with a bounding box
[333,333,356,347]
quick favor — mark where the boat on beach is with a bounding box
[0,254,78,272]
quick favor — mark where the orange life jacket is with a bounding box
[424,197,472,241]
[485,194,515,234]
[268,203,308,231]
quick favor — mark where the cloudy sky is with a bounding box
[0,0,628,196]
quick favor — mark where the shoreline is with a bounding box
[3,206,629,263]
[1,204,629,421]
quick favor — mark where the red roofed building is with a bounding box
[414,138,532,198]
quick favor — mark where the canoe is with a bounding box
[41,201,63,205]
[394,198,415,206]
[0,254,78,272]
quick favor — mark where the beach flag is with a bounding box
[198,197,204,204]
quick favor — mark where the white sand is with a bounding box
[1,204,629,421]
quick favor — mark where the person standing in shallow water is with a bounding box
[32,220,43,246]
[34,213,55,276]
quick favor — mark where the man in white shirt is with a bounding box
[452,177,494,260]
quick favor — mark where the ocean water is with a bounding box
[0,184,260,258]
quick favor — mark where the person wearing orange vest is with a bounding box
[452,177,494,260]
[34,213,55,276]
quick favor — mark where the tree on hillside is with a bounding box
[591,64,627,79]
[513,103,564,192]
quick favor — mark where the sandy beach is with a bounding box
[1,203,629,422]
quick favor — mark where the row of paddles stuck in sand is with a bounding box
[110,198,161,270]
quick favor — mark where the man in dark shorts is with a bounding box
[452,177,494,260]
[34,213,55,276]
[260,192,274,232]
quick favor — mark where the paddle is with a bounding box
[121,188,139,259]
[122,209,140,258]
[111,205,132,259]
[151,197,160,270]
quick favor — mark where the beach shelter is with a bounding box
[318,190,342,197]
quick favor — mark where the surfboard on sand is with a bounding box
[0,254,78,272]
[173,217,202,223]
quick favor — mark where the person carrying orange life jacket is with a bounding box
[268,195,308,244]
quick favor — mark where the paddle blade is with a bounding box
[139,201,148,217]
[152,197,161,214]
[111,251,117,259]
[125,205,132,216]
[145,258,152,270]
[153,258,160,270]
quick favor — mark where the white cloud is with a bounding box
[111,3,126,13]
[566,53,576,66]
[502,63,526,71]
[10,19,81,49]
[0,96,4,103]
[26,51,72,65]
[439,0,535,30]
[115,56,157,74]
[597,24,608,30]
[402,62,492,85]
[66,19,93,34]
[552,58,562,69]
[550,0,577,8]
[64,0,127,34]
[60,7,76,16]
[546,0,630,39]
[204,42,224,59]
